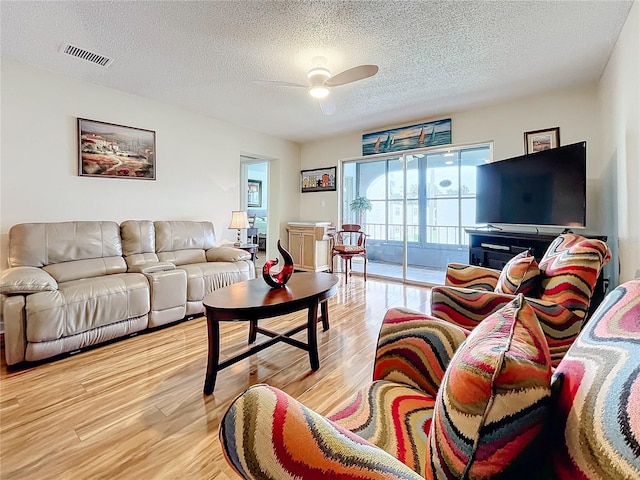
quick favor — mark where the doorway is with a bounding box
[241,156,269,269]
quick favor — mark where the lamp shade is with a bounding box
[229,211,250,229]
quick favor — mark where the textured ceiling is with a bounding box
[0,1,633,143]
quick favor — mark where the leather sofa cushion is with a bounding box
[158,249,207,266]
[206,247,251,262]
[121,220,156,256]
[180,262,253,301]
[9,221,122,268]
[154,221,216,253]
[1,266,58,294]
[43,257,127,283]
[25,273,149,342]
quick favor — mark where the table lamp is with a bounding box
[229,210,249,246]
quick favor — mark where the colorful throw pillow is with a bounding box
[538,234,611,316]
[495,250,540,295]
[427,295,552,480]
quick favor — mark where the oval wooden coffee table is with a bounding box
[202,272,339,394]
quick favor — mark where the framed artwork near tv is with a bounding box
[247,179,262,207]
[301,166,337,193]
[524,127,560,154]
[78,118,156,179]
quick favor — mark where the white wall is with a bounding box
[598,0,640,284]
[301,86,603,234]
[0,59,301,269]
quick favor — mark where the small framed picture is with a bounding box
[301,166,337,193]
[247,179,262,207]
[524,127,560,154]
[78,118,156,179]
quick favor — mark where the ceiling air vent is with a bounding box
[60,43,113,67]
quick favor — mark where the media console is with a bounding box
[465,229,608,318]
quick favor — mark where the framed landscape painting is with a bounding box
[301,167,336,193]
[78,118,156,179]
[362,118,452,156]
[524,127,560,154]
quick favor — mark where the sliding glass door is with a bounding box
[341,143,491,284]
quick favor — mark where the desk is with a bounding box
[202,272,339,394]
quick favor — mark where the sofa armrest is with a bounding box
[2,295,26,365]
[0,266,58,295]
[220,384,423,480]
[431,286,580,367]
[206,247,251,262]
[127,261,176,274]
[374,307,469,397]
[444,263,501,290]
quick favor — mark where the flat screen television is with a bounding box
[476,141,586,228]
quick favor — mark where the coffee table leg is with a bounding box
[307,301,320,371]
[204,311,220,395]
[320,300,330,331]
[248,319,258,344]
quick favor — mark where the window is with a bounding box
[342,143,491,246]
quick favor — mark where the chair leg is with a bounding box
[363,255,367,282]
[343,257,348,284]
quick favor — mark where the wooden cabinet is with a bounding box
[287,222,333,272]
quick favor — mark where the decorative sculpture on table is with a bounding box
[262,240,294,288]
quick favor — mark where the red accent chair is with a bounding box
[329,224,368,284]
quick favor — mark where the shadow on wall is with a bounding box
[599,153,619,288]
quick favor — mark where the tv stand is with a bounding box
[465,229,608,318]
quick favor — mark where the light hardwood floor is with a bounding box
[0,277,432,479]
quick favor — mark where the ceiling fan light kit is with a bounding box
[262,60,379,114]
[308,67,331,99]
[309,86,330,99]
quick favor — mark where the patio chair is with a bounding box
[329,224,368,284]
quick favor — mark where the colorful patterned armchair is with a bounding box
[431,233,611,366]
[219,279,640,479]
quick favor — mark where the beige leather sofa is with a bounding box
[1,220,255,366]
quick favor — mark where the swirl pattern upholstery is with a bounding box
[443,263,500,291]
[551,279,640,479]
[495,250,540,295]
[328,311,470,475]
[220,383,425,480]
[220,308,469,479]
[427,295,552,479]
[431,234,611,366]
[538,234,611,316]
[219,280,639,479]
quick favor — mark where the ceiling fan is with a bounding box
[258,57,379,115]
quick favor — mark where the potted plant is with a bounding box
[350,196,372,226]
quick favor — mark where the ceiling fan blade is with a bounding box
[319,96,336,116]
[253,80,307,88]
[324,65,378,87]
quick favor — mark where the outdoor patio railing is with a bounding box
[362,223,469,245]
